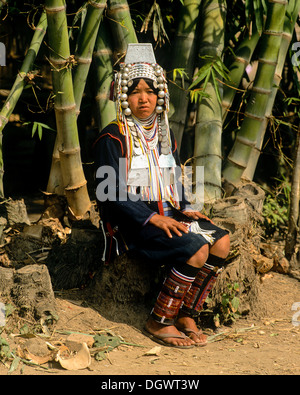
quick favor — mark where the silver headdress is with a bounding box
[114,43,169,117]
[113,44,179,207]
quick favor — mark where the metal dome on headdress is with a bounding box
[114,43,169,117]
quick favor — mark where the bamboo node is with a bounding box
[59,147,81,156]
[257,58,277,66]
[204,3,227,14]
[54,104,77,113]
[244,111,265,121]
[45,5,66,13]
[93,49,113,57]
[250,86,272,95]
[49,55,77,71]
[88,0,107,9]
[235,135,256,148]
[65,180,87,192]
[75,56,92,65]
[65,55,77,69]
[107,4,129,14]
[235,56,249,65]
[268,0,287,4]
[263,30,283,37]
[194,153,223,160]
[0,115,8,123]
[95,93,110,102]
[226,156,247,169]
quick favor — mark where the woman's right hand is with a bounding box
[149,214,189,238]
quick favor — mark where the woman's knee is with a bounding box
[187,244,209,268]
[210,234,230,259]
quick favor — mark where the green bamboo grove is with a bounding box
[0,0,299,217]
[222,0,288,185]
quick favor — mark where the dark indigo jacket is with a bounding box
[93,121,191,251]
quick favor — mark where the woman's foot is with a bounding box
[175,315,207,346]
[144,317,195,348]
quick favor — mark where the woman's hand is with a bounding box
[149,214,189,238]
[182,210,213,223]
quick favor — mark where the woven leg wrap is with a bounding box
[181,255,225,318]
[150,267,196,325]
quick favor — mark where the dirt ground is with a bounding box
[1,270,299,376]
[0,194,299,377]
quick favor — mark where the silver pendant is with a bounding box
[133,146,142,155]
[130,154,149,169]
[127,168,150,186]
[159,153,175,167]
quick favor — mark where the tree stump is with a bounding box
[46,219,105,290]
[208,182,266,320]
[11,264,57,320]
[0,264,58,321]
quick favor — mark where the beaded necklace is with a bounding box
[121,111,180,208]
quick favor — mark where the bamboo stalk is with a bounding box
[222,0,287,186]
[92,19,116,131]
[168,0,201,151]
[193,0,226,203]
[73,0,107,113]
[106,0,138,61]
[242,0,300,180]
[222,25,260,122]
[0,10,47,198]
[45,0,91,218]
[285,125,300,262]
[50,1,106,195]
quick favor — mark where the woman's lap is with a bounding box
[135,219,229,265]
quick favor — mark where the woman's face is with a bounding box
[127,79,157,119]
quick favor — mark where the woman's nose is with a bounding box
[138,92,147,102]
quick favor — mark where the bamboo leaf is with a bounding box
[153,12,158,41]
[253,0,264,35]
[189,63,212,90]
[34,122,56,132]
[211,69,222,104]
[202,68,211,93]
[245,0,253,29]
[31,121,37,138]
[156,1,170,43]
[37,123,43,140]
[172,68,189,86]
[8,356,20,374]
[213,59,230,81]
[140,3,155,33]
[189,89,210,103]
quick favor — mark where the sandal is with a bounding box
[142,327,195,349]
[178,327,208,347]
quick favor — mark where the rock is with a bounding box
[0,251,12,268]
[0,266,14,295]
[273,256,290,274]
[252,254,274,274]
[1,198,31,226]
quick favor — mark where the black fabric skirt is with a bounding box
[133,219,229,266]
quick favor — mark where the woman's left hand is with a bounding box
[182,210,213,223]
